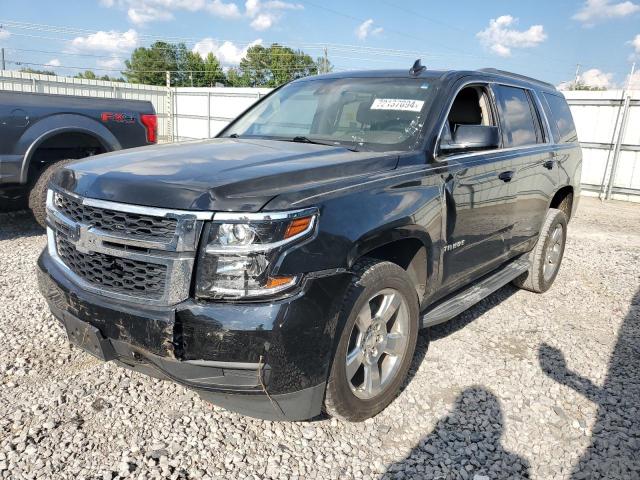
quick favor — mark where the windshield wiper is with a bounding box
[291,136,359,152]
[228,133,240,138]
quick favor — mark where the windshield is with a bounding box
[220,77,435,152]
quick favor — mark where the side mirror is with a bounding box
[440,125,500,153]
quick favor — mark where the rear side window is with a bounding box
[543,93,578,143]
[493,85,540,147]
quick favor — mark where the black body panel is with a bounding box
[36,68,582,419]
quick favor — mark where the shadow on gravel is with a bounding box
[429,284,519,341]
[383,386,531,479]
[0,210,44,241]
[539,289,640,479]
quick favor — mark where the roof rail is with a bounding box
[478,68,556,90]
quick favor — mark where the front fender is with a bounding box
[274,169,444,294]
[15,113,121,184]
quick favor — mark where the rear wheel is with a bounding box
[28,159,74,228]
[512,208,567,293]
[324,259,421,421]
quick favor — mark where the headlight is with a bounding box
[195,208,318,300]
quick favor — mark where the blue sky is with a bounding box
[1,0,639,87]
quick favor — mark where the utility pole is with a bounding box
[574,64,581,87]
[605,62,635,200]
[323,47,328,74]
[1,48,5,71]
[166,71,173,143]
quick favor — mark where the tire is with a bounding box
[28,159,75,229]
[324,258,421,422]
[512,208,568,293]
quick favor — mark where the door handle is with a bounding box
[543,160,555,170]
[498,171,514,182]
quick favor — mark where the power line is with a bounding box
[0,19,597,78]
[6,60,346,74]
[1,27,469,60]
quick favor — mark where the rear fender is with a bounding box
[15,113,121,184]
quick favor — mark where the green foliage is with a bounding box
[179,51,226,87]
[75,70,124,82]
[122,41,324,87]
[124,41,179,86]
[570,82,606,91]
[233,44,319,87]
[19,67,56,76]
[203,53,226,86]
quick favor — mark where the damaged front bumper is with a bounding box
[37,250,352,420]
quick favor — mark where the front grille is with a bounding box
[56,233,167,299]
[54,192,177,242]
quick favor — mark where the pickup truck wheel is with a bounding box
[324,259,420,421]
[28,160,75,229]
[512,208,567,293]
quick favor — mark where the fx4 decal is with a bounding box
[101,112,136,124]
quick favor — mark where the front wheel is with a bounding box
[324,259,421,421]
[28,159,74,229]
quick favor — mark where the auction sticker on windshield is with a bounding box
[371,99,425,112]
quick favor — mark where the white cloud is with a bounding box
[97,55,124,70]
[208,0,241,18]
[251,13,275,30]
[70,29,139,53]
[193,37,262,65]
[103,0,239,24]
[557,68,615,90]
[0,29,10,40]
[128,5,173,24]
[355,19,384,41]
[573,0,640,24]
[244,0,302,31]
[101,0,300,29]
[45,58,62,68]
[581,68,615,88]
[626,70,640,88]
[476,15,546,57]
[632,33,640,53]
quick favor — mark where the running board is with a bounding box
[420,258,529,328]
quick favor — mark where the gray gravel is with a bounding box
[1,197,639,480]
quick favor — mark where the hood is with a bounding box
[54,138,399,211]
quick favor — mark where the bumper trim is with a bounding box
[197,383,326,421]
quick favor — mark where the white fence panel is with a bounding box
[564,90,640,202]
[173,87,272,141]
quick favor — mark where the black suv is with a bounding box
[37,65,581,421]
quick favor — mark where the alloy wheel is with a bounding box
[345,288,410,400]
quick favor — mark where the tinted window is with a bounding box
[494,85,539,147]
[543,93,578,143]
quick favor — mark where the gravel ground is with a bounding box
[0,197,639,480]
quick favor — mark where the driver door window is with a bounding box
[439,85,498,154]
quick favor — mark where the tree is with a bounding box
[203,53,225,86]
[75,70,125,82]
[226,67,250,87]
[19,67,56,76]
[316,55,333,74]
[570,82,606,91]
[234,44,320,87]
[75,70,98,80]
[124,41,179,86]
